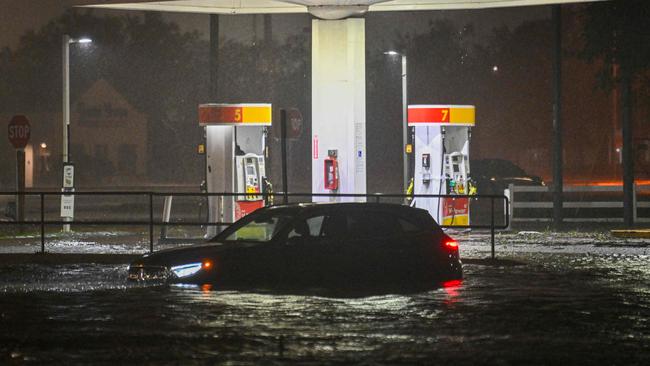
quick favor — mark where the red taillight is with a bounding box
[442,280,462,288]
[443,236,459,251]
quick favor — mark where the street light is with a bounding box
[62,34,92,232]
[384,50,408,196]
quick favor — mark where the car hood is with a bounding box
[132,241,266,268]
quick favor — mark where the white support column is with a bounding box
[205,125,234,237]
[311,18,366,201]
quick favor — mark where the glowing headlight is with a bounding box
[170,263,202,278]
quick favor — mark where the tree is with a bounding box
[581,0,650,89]
[581,0,650,225]
[0,10,209,184]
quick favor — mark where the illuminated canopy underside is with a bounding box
[75,0,603,15]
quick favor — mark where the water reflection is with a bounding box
[442,279,463,306]
[0,252,648,364]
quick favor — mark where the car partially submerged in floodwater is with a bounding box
[128,202,462,290]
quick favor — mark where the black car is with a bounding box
[128,202,462,290]
[471,158,545,195]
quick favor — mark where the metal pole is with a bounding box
[16,149,25,232]
[40,193,45,253]
[209,15,219,101]
[491,197,495,260]
[401,55,408,196]
[62,34,70,165]
[622,67,634,227]
[552,5,564,229]
[281,109,288,204]
[149,193,154,253]
[62,34,71,233]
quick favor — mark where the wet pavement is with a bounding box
[0,232,649,364]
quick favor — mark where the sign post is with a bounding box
[8,115,31,231]
[61,163,75,232]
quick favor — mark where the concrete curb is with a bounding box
[610,229,650,239]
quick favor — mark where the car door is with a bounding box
[394,214,436,282]
[281,210,337,287]
[341,209,405,285]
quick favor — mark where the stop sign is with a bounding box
[287,108,303,138]
[7,115,31,149]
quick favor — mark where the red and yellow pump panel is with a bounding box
[199,103,272,126]
[407,105,475,127]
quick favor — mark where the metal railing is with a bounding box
[0,191,509,258]
[506,183,650,224]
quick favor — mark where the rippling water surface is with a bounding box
[1,251,649,365]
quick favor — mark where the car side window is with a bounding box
[287,215,326,238]
[320,212,347,239]
[346,211,401,240]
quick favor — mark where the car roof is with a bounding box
[263,201,431,217]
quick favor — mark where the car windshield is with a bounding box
[218,210,295,243]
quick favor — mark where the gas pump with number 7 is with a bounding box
[408,105,476,227]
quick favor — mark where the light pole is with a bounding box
[62,34,92,232]
[384,51,408,195]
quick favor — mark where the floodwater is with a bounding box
[1,236,649,364]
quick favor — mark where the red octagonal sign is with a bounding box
[8,115,31,149]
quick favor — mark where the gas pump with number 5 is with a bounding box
[199,103,272,236]
[235,153,265,219]
[324,150,339,191]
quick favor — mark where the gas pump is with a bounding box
[408,105,475,226]
[199,103,272,237]
[421,153,432,183]
[235,153,266,219]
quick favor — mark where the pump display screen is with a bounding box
[422,154,431,168]
[247,166,255,175]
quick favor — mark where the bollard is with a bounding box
[149,193,154,253]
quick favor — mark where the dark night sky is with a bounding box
[7,0,605,188]
[0,0,549,49]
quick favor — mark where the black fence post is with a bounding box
[149,193,154,253]
[40,193,45,253]
[491,197,495,260]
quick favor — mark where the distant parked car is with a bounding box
[471,159,545,195]
[128,202,462,290]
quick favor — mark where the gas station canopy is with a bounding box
[77,0,602,19]
[71,0,605,208]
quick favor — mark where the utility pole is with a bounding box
[621,66,634,227]
[552,5,563,229]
